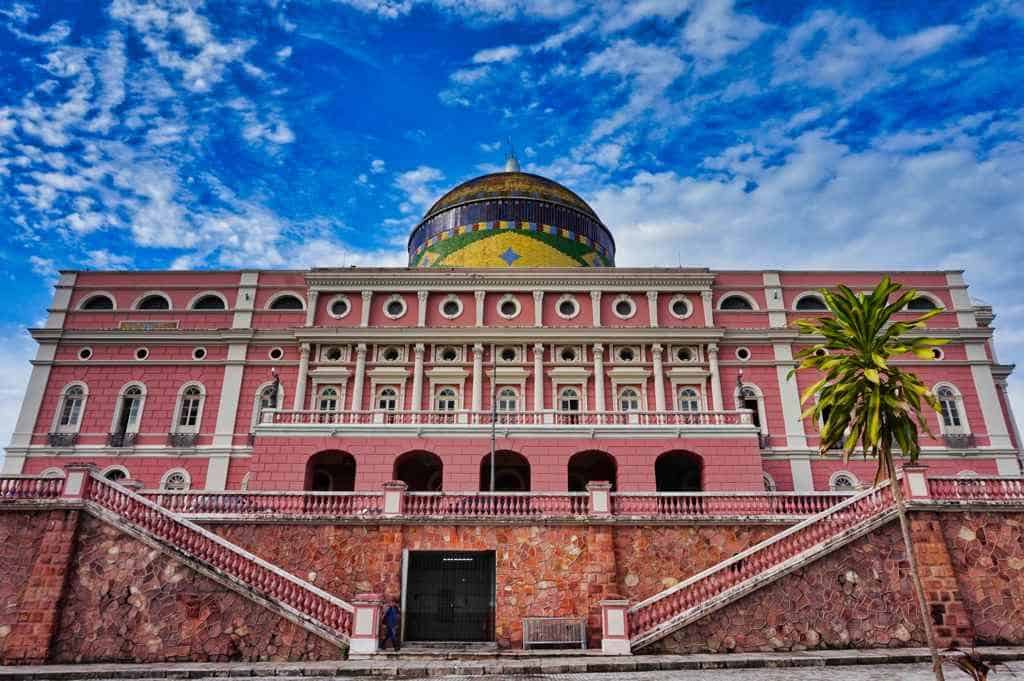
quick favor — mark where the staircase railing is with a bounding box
[928,476,1024,501]
[0,476,63,499]
[86,473,354,642]
[628,480,896,649]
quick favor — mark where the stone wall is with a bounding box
[942,511,1024,644]
[646,520,927,654]
[51,515,341,663]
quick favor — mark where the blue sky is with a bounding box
[1,0,1024,444]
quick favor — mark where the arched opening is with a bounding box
[795,294,827,311]
[136,294,170,310]
[567,450,617,492]
[394,450,443,491]
[655,451,703,491]
[81,294,114,310]
[191,294,227,310]
[269,294,304,310]
[479,450,531,491]
[305,451,356,491]
[719,294,753,311]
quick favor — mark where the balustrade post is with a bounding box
[586,481,613,517]
[902,464,930,500]
[61,463,97,499]
[121,479,144,493]
[600,598,632,654]
[382,480,408,517]
[349,593,384,654]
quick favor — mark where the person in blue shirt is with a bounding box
[381,600,401,651]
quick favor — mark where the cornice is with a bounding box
[304,268,716,291]
[294,327,728,343]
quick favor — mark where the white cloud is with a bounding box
[370,158,386,173]
[773,10,959,101]
[29,256,57,279]
[472,45,521,64]
[680,0,767,66]
[243,118,296,145]
[394,165,445,214]
[450,65,490,84]
[276,45,293,60]
[86,249,133,269]
[0,328,36,454]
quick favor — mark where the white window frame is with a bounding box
[611,294,637,320]
[668,294,693,320]
[671,345,700,363]
[264,291,307,311]
[792,291,829,312]
[378,344,406,363]
[496,387,519,414]
[171,382,206,434]
[252,381,285,429]
[110,382,147,435]
[734,346,752,361]
[555,294,580,320]
[434,386,460,412]
[52,382,89,434]
[677,387,701,413]
[716,291,759,311]
[77,291,117,311]
[160,468,192,491]
[435,345,462,363]
[382,294,408,320]
[618,387,641,412]
[734,383,767,434]
[556,344,584,364]
[558,386,582,412]
[187,291,229,310]
[496,294,521,320]
[934,383,970,434]
[268,346,285,361]
[438,294,464,320]
[377,386,400,411]
[829,471,859,491]
[318,386,340,412]
[497,345,520,363]
[131,291,173,311]
[101,465,130,482]
[615,345,640,363]
[320,345,347,362]
[327,294,352,319]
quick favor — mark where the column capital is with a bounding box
[590,290,602,300]
[299,342,311,354]
[592,343,604,354]
[646,290,658,301]
[473,343,485,355]
[532,290,544,301]
[417,290,428,302]
[414,343,425,355]
[707,342,719,355]
[533,343,545,353]
[356,343,368,355]
[701,290,713,301]
[651,343,663,355]
[361,290,373,302]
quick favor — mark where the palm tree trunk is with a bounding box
[886,454,945,681]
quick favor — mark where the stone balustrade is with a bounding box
[0,476,63,500]
[145,490,385,516]
[264,408,756,427]
[928,476,1024,501]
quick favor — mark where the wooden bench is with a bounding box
[522,617,587,649]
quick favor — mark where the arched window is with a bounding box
[377,387,398,411]
[496,387,518,413]
[112,384,145,437]
[174,385,204,432]
[907,296,938,311]
[618,387,641,412]
[191,293,227,310]
[719,294,754,311]
[160,469,191,491]
[480,451,530,492]
[39,468,65,478]
[102,466,129,483]
[56,385,86,432]
[435,387,457,411]
[936,386,966,432]
[305,451,356,491]
[252,382,283,428]
[567,450,617,492]
[268,294,304,310]
[80,294,114,310]
[318,387,339,412]
[559,387,581,412]
[655,451,703,491]
[830,472,858,491]
[394,450,442,491]
[795,294,828,311]
[678,387,700,412]
[737,385,764,430]
[136,293,171,310]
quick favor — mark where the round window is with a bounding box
[192,347,207,360]
[500,347,517,362]
[614,297,635,319]
[324,346,343,361]
[382,347,400,362]
[440,347,458,362]
[560,347,577,362]
[932,348,944,360]
[735,347,751,361]
[618,347,635,362]
[498,298,520,319]
[78,347,93,360]
[385,298,406,319]
[813,347,828,358]
[135,347,149,361]
[557,297,579,319]
[329,297,350,318]
[441,298,462,319]
[670,297,692,319]
[676,347,693,362]
[268,347,284,360]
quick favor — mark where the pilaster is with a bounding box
[532,291,544,327]
[707,343,723,411]
[471,344,484,412]
[411,344,425,411]
[966,343,1013,449]
[292,343,311,411]
[417,290,428,327]
[5,343,57,458]
[701,290,714,327]
[646,291,659,328]
[773,342,808,449]
[763,272,786,328]
[593,343,606,412]
[651,344,666,411]
[232,271,258,329]
[475,290,486,327]
[533,343,545,411]
[351,343,368,411]
[590,291,602,327]
[360,291,373,327]
[45,272,75,330]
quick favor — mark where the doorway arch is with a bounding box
[655,450,703,491]
[567,450,617,492]
[394,450,443,491]
[305,450,356,491]
[479,451,531,491]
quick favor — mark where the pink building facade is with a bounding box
[5,266,1021,494]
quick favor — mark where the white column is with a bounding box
[997,379,1024,469]
[305,290,319,327]
[774,342,808,449]
[533,291,544,327]
[4,343,58,471]
[232,272,259,329]
[946,272,977,328]
[292,343,311,411]
[213,343,248,447]
[472,343,484,412]
[701,290,714,327]
[790,455,815,491]
[45,272,75,329]
[351,343,368,411]
[763,272,786,328]
[360,291,373,327]
[708,343,723,411]
[966,343,1013,449]
[417,290,428,327]
[411,343,425,411]
[533,343,545,411]
[591,291,602,327]
[646,291,659,328]
[593,343,606,412]
[652,344,666,411]
[475,290,486,327]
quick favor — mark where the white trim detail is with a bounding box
[611,294,637,320]
[265,291,307,311]
[109,382,147,436]
[171,381,207,434]
[382,294,408,320]
[52,381,89,435]
[327,294,352,319]
[829,470,859,491]
[77,291,117,311]
[497,294,521,320]
[131,291,173,310]
[100,465,130,481]
[792,291,828,312]
[438,294,464,320]
[160,468,192,491]
[668,294,693,320]
[555,294,580,320]
[933,382,971,435]
[717,291,759,311]
[187,291,229,310]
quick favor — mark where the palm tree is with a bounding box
[791,276,948,681]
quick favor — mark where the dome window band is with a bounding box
[268,347,284,361]
[498,296,520,319]
[440,297,463,319]
[500,347,518,362]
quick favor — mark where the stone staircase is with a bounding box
[627,480,899,650]
[80,471,355,649]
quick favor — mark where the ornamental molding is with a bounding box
[305,269,716,291]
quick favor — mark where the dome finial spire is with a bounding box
[504,137,520,172]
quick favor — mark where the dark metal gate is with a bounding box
[404,551,495,642]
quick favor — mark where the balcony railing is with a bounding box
[144,490,385,516]
[262,409,756,427]
[46,432,78,448]
[928,476,1024,502]
[167,432,199,448]
[942,433,977,449]
[107,432,137,448]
